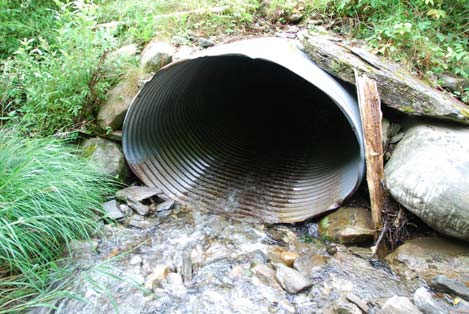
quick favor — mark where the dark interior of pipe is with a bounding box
[124,55,361,222]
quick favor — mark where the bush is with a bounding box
[0,2,117,136]
[328,0,469,81]
[0,130,115,312]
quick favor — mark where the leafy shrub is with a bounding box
[0,129,115,311]
[0,0,60,59]
[0,2,117,136]
[329,0,469,81]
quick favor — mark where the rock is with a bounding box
[280,251,300,267]
[105,130,122,142]
[82,137,128,178]
[382,295,422,314]
[275,263,313,294]
[453,299,469,314]
[302,34,469,125]
[382,118,391,149]
[252,263,283,290]
[431,275,469,300]
[162,272,186,296]
[140,39,175,73]
[386,237,469,284]
[293,253,326,276]
[129,255,142,265]
[127,198,150,216]
[118,203,133,216]
[385,122,469,241]
[97,80,138,131]
[326,243,338,255]
[414,287,447,314]
[198,38,214,48]
[439,74,467,92]
[107,44,138,62]
[173,45,194,61]
[318,207,375,245]
[333,295,363,314]
[156,200,175,212]
[67,239,98,259]
[102,200,124,220]
[116,186,163,202]
[144,265,170,290]
[128,215,155,228]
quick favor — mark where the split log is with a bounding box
[302,34,469,125]
[355,73,384,233]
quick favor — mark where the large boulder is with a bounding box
[140,39,175,73]
[97,79,138,131]
[385,122,469,241]
[82,137,128,178]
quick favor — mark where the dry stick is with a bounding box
[355,71,385,255]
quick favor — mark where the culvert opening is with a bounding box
[123,39,364,223]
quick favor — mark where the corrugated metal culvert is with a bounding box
[123,37,365,223]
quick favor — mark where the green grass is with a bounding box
[0,129,116,312]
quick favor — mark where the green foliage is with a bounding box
[0,129,116,312]
[0,0,61,59]
[0,2,117,136]
[328,0,469,81]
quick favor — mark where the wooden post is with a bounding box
[355,72,384,236]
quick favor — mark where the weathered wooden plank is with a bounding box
[302,34,469,125]
[355,73,384,233]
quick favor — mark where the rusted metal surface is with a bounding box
[123,37,365,223]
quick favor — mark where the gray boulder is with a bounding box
[97,80,138,131]
[82,137,128,178]
[385,122,469,241]
[275,263,312,294]
[140,39,175,73]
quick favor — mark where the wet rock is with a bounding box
[293,253,326,276]
[382,295,422,314]
[81,137,127,178]
[67,240,98,259]
[252,263,282,290]
[318,207,374,245]
[431,275,469,300]
[127,198,150,216]
[198,38,214,48]
[414,287,448,314]
[116,186,163,202]
[385,122,469,241]
[140,39,175,73]
[275,263,313,294]
[280,251,300,267]
[326,243,338,255]
[103,200,124,220]
[386,237,469,284]
[144,265,170,290]
[97,79,138,131]
[156,200,174,212]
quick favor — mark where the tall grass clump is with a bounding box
[0,129,116,312]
